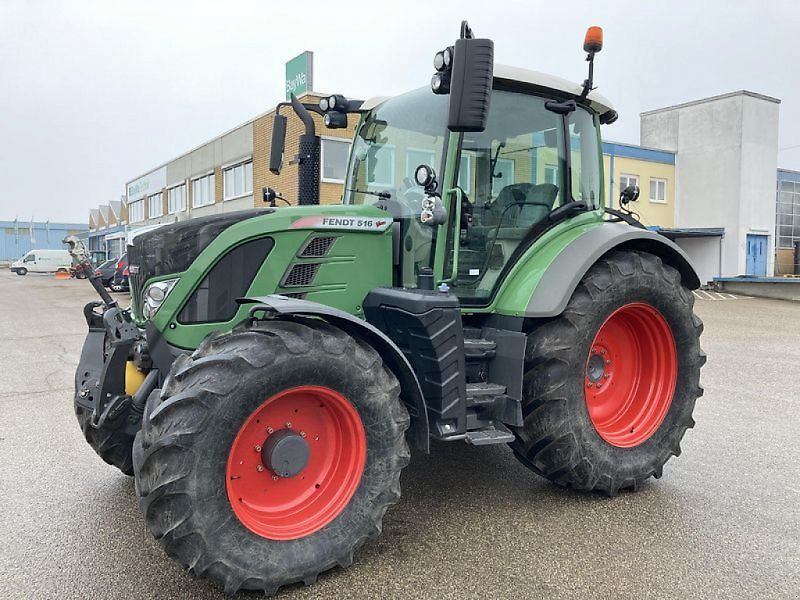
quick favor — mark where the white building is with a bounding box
[641,91,781,278]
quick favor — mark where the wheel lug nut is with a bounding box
[256,464,264,472]
[606,360,611,365]
[285,422,292,429]
[254,444,262,452]
[271,474,279,481]
[266,426,273,434]
[587,382,593,388]
[604,374,610,379]
[300,431,307,438]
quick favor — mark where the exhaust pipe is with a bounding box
[290,94,321,206]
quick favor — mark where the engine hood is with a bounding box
[128,209,273,280]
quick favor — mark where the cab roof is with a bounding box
[361,63,614,115]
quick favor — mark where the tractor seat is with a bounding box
[484,183,559,228]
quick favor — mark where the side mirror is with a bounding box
[269,114,287,175]
[447,37,494,132]
[620,184,640,205]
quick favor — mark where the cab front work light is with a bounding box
[142,279,179,320]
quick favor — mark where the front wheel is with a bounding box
[16,267,27,276]
[133,319,410,595]
[511,250,705,495]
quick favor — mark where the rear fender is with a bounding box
[238,295,430,452]
[525,221,701,318]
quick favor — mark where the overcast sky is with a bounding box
[1,0,798,223]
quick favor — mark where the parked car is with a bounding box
[110,253,129,292]
[93,258,118,287]
[10,249,72,276]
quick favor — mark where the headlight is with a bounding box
[142,278,178,320]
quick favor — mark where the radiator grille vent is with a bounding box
[300,236,336,258]
[280,292,307,300]
[281,263,320,287]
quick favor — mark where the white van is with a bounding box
[11,249,72,276]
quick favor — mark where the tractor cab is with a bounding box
[345,66,612,302]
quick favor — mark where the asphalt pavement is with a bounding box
[0,269,798,599]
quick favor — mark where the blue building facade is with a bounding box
[0,220,88,263]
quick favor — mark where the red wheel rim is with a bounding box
[584,303,677,448]
[226,386,366,540]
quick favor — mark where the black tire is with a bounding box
[74,402,141,476]
[511,250,705,495]
[16,267,27,276]
[133,318,410,595]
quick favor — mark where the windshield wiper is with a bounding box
[346,188,392,199]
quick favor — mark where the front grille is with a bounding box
[281,263,320,287]
[300,236,336,258]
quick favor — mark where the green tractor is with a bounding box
[68,23,704,595]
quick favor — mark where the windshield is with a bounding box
[345,87,449,215]
[345,87,449,286]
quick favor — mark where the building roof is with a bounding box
[641,90,781,117]
[602,140,675,165]
[649,226,725,238]
[777,168,800,182]
[109,200,123,220]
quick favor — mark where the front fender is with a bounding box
[238,295,429,452]
[524,221,701,318]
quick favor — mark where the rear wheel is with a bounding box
[511,250,705,495]
[133,319,409,595]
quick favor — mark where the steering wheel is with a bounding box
[398,177,426,210]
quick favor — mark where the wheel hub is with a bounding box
[261,429,310,478]
[586,352,607,383]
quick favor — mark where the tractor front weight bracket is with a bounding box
[75,301,141,429]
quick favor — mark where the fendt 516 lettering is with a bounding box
[65,22,704,595]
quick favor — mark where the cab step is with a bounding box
[463,337,497,361]
[465,381,507,407]
[465,423,515,446]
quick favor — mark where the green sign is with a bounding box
[285,51,313,100]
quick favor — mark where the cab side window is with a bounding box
[451,91,602,305]
[24,254,35,262]
[452,90,567,302]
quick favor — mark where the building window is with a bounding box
[223,160,253,200]
[366,145,395,187]
[321,138,351,183]
[493,158,516,193]
[192,173,215,208]
[619,174,639,191]
[168,184,186,214]
[777,180,800,249]
[649,177,667,203]
[544,164,558,185]
[148,193,162,218]
[128,200,144,223]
